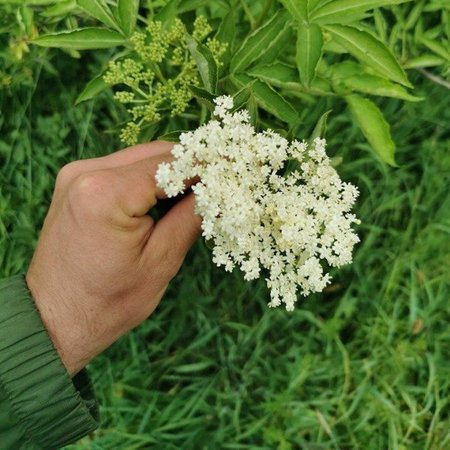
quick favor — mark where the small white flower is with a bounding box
[156,96,360,310]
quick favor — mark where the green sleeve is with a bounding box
[0,275,99,449]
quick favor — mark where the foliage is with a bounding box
[2,0,448,165]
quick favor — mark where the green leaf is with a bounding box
[189,85,215,111]
[186,34,218,94]
[404,0,425,30]
[42,0,77,18]
[296,23,323,86]
[279,0,308,24]
[215,9,236,70]
[258,23,294,65]
[246,93,259,125]
[419,37,450,61]
[340,74,422,102]
[328,61,422,101]
[154,0,180,24]
[75,74,107,105]
[77,0,119,31]
[324,24,411,87]
[310,0,411,24]
[157,130,184,142]
[232,84,254,111]
[249,63,333,96]
[230,10,290,73]
[310,110,331,140]
[373,9,387,42]
[18,5,34,35]
[216,8,236,44]
[117,0,139,36]
[249,63,299,86]
[179,0,209,13]
[0,0,67,4]
[346,94,396,166]
[32,28,126,49]
[403,55,445,69]
[232,73,299,124]
[308,0,330,11]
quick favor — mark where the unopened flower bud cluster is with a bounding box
[156,97,360,311]
[103,17,227,146]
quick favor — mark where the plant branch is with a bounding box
[417,68,450,90]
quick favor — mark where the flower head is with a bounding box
[156,96,360,311]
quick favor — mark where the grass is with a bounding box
[1,51,449,449]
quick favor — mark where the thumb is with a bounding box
[145,192,202,277]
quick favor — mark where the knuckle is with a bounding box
[56,161,84,188]
[68,170,114,213]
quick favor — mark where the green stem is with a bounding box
[151,63,166,84]
[135,86,150,98]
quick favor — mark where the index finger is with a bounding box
[112,155,197,218]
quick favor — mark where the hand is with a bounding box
[26,141,201,376]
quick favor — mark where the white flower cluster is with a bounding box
[156,96,360,311]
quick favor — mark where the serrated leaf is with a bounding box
[117,0,139,36]
[189,85,215,111]
[279,0,308,24]
[230,10,290,73]
[310,0,411,24]
[249,63,332,96]
[324,24,411,87]
[249,63,299,85]
[328,61,422,101]
[76,74,107,104]
[77,0,119,31]
[340,74,422,102]
[310,110,331,140]
[232,73,299,124]
[186,34,218,94]
[346,94,396,165]
[296,23,323,86]
[32,28,126,49]
[232,84,254,111]
[258,23,294,65]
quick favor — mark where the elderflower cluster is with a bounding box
[156,97,360,311]
[104,17,227,146]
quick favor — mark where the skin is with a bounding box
[26,141,201,377]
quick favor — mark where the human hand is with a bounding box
[26,141,201,376]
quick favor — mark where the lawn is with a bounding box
[1,26,449,450]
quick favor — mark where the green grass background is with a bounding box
[1,52,449,449]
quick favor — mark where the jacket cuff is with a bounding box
[0,275,99,448]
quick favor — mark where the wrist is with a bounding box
[25,270,88,376]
